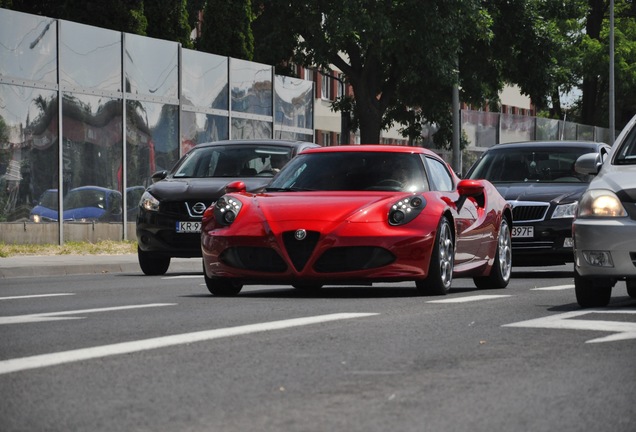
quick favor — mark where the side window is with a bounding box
[426,157,454,191]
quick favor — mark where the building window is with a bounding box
[321,131,331,146]
[321,73,332,100]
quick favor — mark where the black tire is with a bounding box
[474,218,512,289]
[137,246,170,276]
[416,216,454,295]
[574,269,612,308]
[203,268,243,296]
[626,279,636,299]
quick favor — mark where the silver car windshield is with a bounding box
[614,127,636,165]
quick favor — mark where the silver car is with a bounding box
[572,114,636,307]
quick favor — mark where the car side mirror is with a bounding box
[225,180,246,194]
[457,179,484,197]
[151,170,168,183]
[574,153,602,176]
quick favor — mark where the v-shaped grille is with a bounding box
[282,230,320,272]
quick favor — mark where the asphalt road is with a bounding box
[1,264,635,432]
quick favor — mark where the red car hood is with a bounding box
[252,192,402,224]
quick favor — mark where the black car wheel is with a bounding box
[474,218,512,289]
[574,268,613,308]
[626,279,636,299]
[138,247,170,276]
[416,216,454,296]
[203,267,243,296]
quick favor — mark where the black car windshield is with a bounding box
[172,145,293,178]
[614,127,636,165]
[267,152,429,192]
[468,147,596,183]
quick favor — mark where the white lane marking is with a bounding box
[0,303,176,325]
[0,313,378,375]
[503,309,636,343]
[427,295,511,303]
[0,293,75,301]
[531,284,574,291]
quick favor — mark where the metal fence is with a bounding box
[0,8,314,243]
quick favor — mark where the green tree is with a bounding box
[144,0,193,48]
[198,0,254,60]
[253,0,562,146]
[2,0,147,34]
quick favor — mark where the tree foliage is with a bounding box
[198,0,254,60]
[253,0,563,146]
[144,1,193,48]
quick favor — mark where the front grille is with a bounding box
[314,247,395,273]
[512,203,549,222]
[160,200,213,218]
[282,230,320,271]
[220,247,287,272]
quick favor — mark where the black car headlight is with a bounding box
[388,195,426,226]
[552,201,578,219]
[214,195,243,226]
[140,191,160,212]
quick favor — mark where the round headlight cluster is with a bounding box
[214,196,243,226]
[388,196,425,226]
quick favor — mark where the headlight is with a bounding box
[577,189,627,218]
[552,202,578,219]
[31,214,41,223]
[214,195,243,226]
[388,195,426,226]
[140,191,160,212]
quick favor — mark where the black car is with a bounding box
[136,139,319,275]
[464,140,611,266]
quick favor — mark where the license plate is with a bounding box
[512,226,534,238]
[176,221,201,233]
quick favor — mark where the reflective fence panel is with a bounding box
[0,8,57,84]
[124,34,179,99]
[181,49,228,110]
[274,75,314,141]
[0,85,59,223]
[500,113,534,143]
[230,58,273,116]
[60,20,121,92]
[126,100,179,186]
[536,117,561,140]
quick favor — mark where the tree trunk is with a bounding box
[581,0,607,126]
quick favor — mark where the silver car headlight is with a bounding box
[552,202,578,219]
[577,189,627,218]
[140,191,160,212]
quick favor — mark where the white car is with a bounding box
[572,114,636,307]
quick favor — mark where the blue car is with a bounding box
[29,189,59,223]
[29,186,123,223]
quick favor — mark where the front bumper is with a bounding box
[136,208,202,258]
[573,217,636,278]
[511,219,574,264]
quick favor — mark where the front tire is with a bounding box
[203,265,243,296]
[574,269,612,308]
[626,279,636,299]
[474,218,512,289]
[138,247,170,276]
[416,216,454,296]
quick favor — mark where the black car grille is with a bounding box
[160,200,213,218]
[512,204,549,222]
[314,247,395,273]
[220,247,287,272]
[282,230,321,272]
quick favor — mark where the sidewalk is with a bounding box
[0,254,202,279]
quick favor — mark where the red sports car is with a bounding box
[201,145,512,296]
